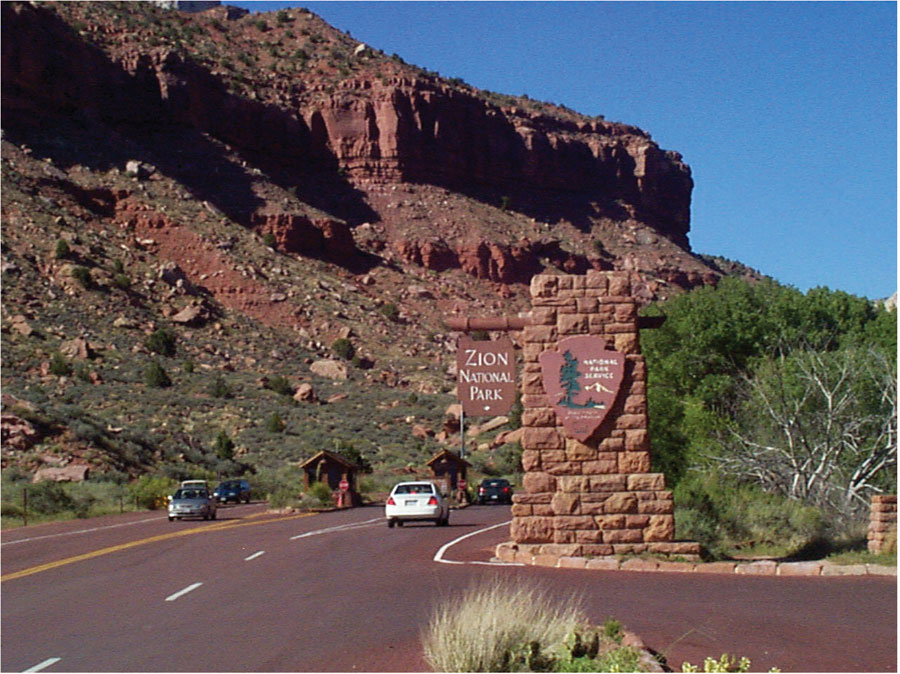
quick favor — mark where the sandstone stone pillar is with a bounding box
[868,495,897,554]
[509,270,700,560]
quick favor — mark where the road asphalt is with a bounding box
[2,504,896,672]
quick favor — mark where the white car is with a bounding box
[385,481,450,528]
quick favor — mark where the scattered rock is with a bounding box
[310,359,348,380]
[293,382,318,403]
[1,414,39,452]
[32,465,90,483]
[59,337,93,360]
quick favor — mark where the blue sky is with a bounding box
[232,1,897,300]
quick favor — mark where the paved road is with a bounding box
[2,504,896,672]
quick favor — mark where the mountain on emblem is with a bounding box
[539,336,625,441]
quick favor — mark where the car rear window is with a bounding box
[394,483,434,495]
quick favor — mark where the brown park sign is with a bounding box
[457,336,516,416]
[539,336,625,441]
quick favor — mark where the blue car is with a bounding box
[214,479,251,504]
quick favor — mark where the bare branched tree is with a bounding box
[714,347,897,522]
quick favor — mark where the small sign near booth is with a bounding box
[456,336,516,417]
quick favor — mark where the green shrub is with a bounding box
[209,377,231,399]
[144,361,172,388]
[674,472,825,559]
[265,375,294,396]
[112,273,131,290]
[266,412,286,433]
[49,352,73,376]
[183,360,195,374]
[331,338,355,361]
[145,329,176,356]
[26,481,75,515]
[55,239,71,259]
[263,232,277,248]
[72,266,92,288]
[378,302,400,322]
[308,480,334,507]
[129,475,176,509]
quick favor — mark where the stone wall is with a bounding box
[868,495,897,554]
[509,270,700,560]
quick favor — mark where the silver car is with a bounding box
[168,488,217,521]
[385,481,450,528]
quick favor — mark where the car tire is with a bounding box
[168,516,174,522]
[397,520,404,527]
[388,519,395,528]
[211,511,217,520]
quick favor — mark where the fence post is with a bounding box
[22,487,28,527]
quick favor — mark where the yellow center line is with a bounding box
[1,511,317,582]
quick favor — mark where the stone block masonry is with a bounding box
[868,494,897,554]
[510,270,701,559]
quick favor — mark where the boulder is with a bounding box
[293,382,317,403]
[32,465,90,483]
[1,413,39,452]
[310,359,348,381]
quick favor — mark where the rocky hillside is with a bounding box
[0,2,757,482]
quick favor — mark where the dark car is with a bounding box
[214,479,251,504]
[477,478,513,505]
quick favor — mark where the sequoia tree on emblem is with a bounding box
[539,336,625,441]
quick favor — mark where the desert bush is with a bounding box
[263,232,277,248]
[144,361,172,388]
[378,302,400,322]
[265,375,294,396]
[55,239,71,259]
[266,412,286,433]
[49,352,73,376]
[674,471,826,559]
[72,266,92,288]
[209,376,231,399]
[331,338,355,361]
[307,480,334,507]
[129,474,176,509]
[145,328,177,356]
[422,577,586,672]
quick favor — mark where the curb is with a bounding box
[496,543,897,577]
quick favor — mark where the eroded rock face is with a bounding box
[305,84,692,241]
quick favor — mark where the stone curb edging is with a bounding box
[496,544,897,577]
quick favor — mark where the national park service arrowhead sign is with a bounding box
[539,336,625,441]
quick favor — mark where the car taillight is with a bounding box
[478,487,485,494]
[502,487,510,493]
[387,496,396,506]
[428,496,438,506]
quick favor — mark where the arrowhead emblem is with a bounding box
[539,336,625,441]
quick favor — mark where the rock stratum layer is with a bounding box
[2,1,739,299]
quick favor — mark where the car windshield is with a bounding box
[393,484,434,495]
[175,489,196,499]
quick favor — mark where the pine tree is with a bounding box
[559,350,580,407]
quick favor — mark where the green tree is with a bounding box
[214,431,235,461]
[559,350,580,407]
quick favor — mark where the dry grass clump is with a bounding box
[422,576,587,672]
